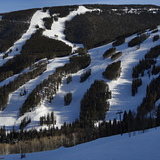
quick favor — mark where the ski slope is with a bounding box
[0,6,102,130]
[2,127,160,160]
[0,5,160,131]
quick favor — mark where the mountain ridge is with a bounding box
[0,4,160,155]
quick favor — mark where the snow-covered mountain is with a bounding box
[0,5,159,130]
[0,4,160,157]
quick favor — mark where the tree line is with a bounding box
[0,105,160,155]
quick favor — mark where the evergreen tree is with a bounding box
[64,92,72,106]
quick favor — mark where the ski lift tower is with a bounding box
[116,109,123,135]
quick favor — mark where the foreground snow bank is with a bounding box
[2,127,160,160]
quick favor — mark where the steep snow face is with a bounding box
[2,128,160,160]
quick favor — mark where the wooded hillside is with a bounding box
[65,4,160,48]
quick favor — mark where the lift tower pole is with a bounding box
[116,110,123,135]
